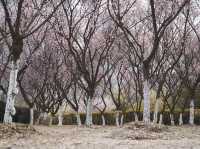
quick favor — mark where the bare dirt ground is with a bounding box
[0,123,200,149]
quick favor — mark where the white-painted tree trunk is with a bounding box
[49,115,53,126]
[115,111,120,127]
[4,61,19,124]
[76,112,82,126]
[85,97,93,127]
[158,114,163,128]
[179,113,183,126]
[153,98,160,124]
[120,114,124,127]
[43,112,48,120]
[30,108,34,125]
[189,100,194,125]
[101,115,106,126]
[134,112,138,123]
[58,101,66,126]
[36,113,42,125]
[143,80,150,125]
[58,114,63,126]
[170,114,175,126]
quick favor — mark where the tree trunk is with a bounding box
[85,96,93,127]
[35,113,41,125]
[43,112,48,120]
[159,114,163,128]
[115,111,120,127]
[101,114,106,126]
[49,115,53,126]
[0,91,4,101]
[120,114,124,127]
[170,114,175,126]
[189,100,194,125]
[153,98,160,124]
[76,112,82,126]
[143,80,150,125]
[58,113,63,126]
[30,107,34,125]
[4,61,19,124]
[58,101,67,126]
[134,112,138,123]
[179,113,183,126]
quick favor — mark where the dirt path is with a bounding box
[0,123,200,149]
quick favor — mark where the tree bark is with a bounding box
[179,113,183,126]
[101,114,106,126]
[30,107,34,125]
[143,80,150,125]
[85,96,93,127]
[4,61,19,124]
[76,112,82,126]
[189,100,194,125]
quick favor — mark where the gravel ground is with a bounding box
[0,123,200,149]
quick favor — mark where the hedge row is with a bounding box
[1,101,200,125]
[41,111,200,126]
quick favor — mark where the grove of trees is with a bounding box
[0,0,200,127]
